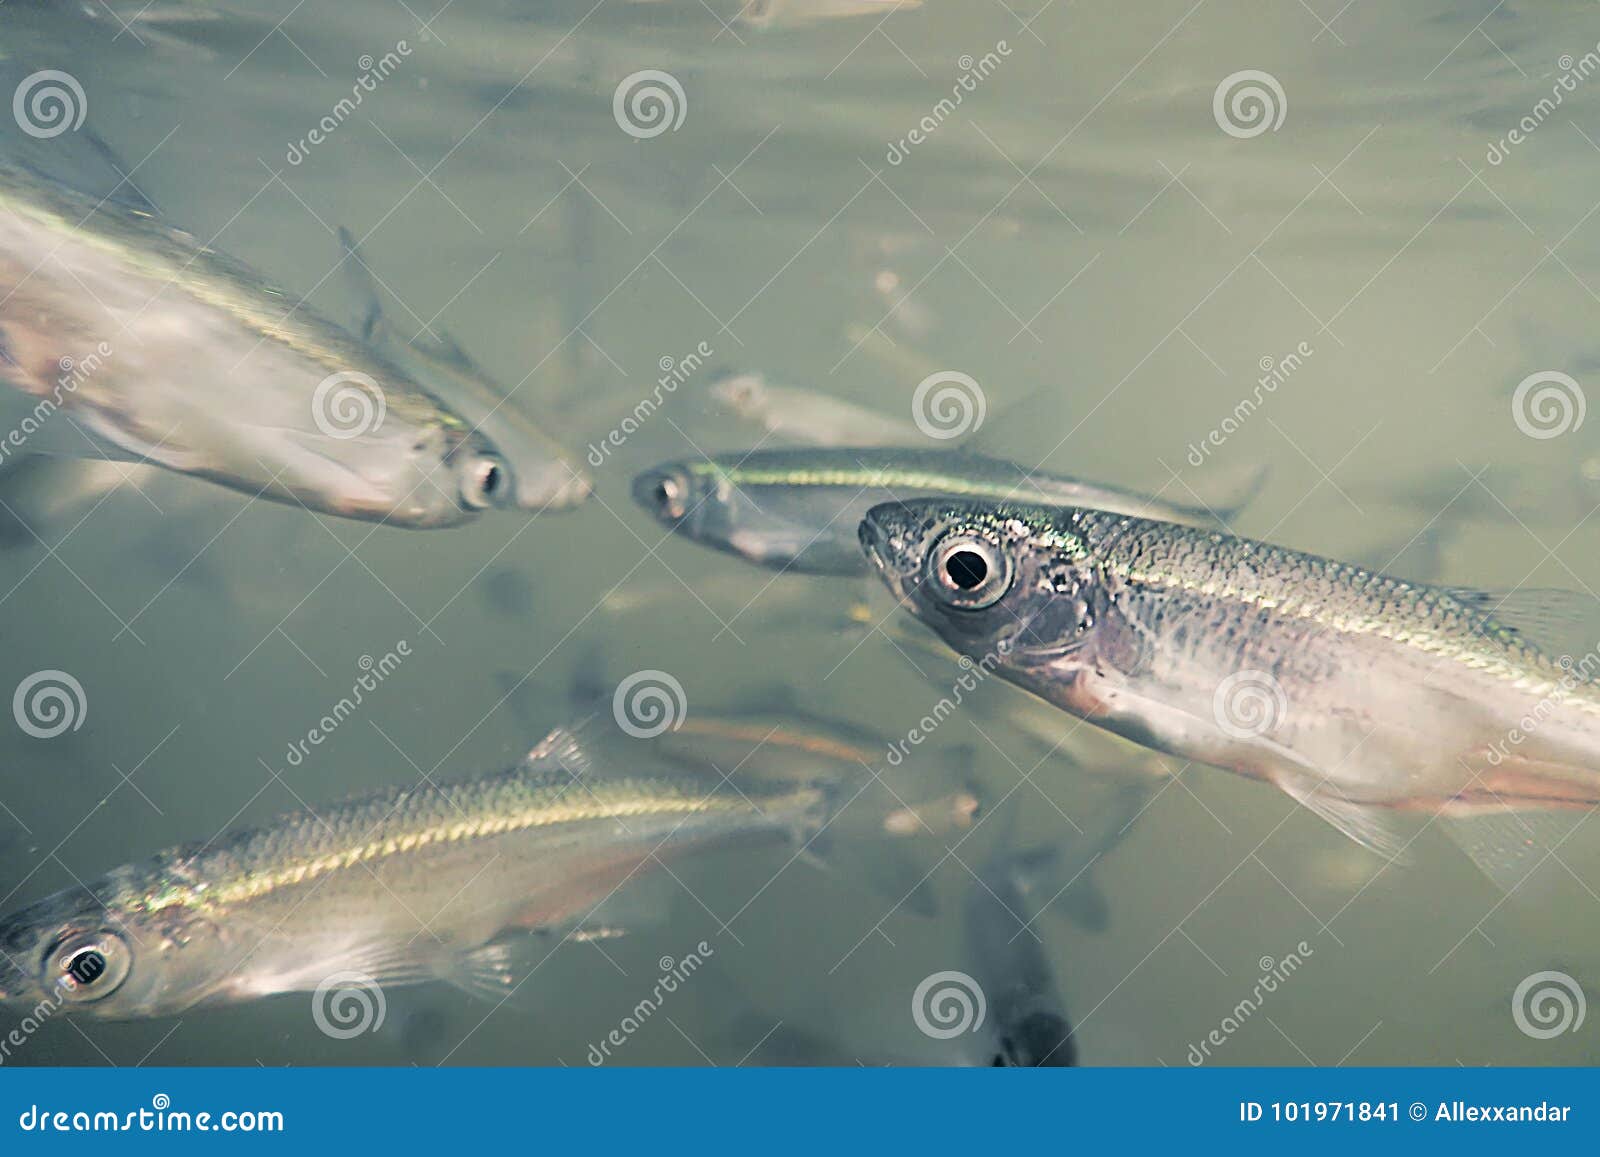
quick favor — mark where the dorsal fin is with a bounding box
[519,724,593,780]
[336,226,388,345]
[0,65,160,218]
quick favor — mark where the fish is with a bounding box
[518,659,963,916]
[708,370,929,447]
[0,156,538,527]
[634,446,1265,576]
[964,841,1079,1066]
[734,0,923,27]
[0,727,835,1019]
[716,829,1088,1067]
[993,780,1153,934]
[859,496,1600,882]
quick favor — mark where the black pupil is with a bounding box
[945,549,989,590]
[480,464,501,496]
[655,482,675,510]
[66,949,106,987]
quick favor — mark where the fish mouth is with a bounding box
[857,512,890,575]
[858,503,918,587]
[521,463,593,511]
[631,467,691,526]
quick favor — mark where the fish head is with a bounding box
[633,456,864,573]
[992,1010,1076,1067]
[444,405,592,513]
[632,459,761,553]
[633,460,699,528]
[357,427,589,527]
[297,354,589,525]
[0,877,226,1019]
[860,498,1109,663]
[284,395,508,528]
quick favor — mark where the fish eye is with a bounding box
[45,931,131,1003]
[653,475,687,520]
[929,531,1012,609]
[461,455,508,510]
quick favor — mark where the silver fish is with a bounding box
[860,497,1600,877]
[634,447,1265,576]
[0,728,831,1019]
[708,370,929,448]
[0,158,529,527]
[735,0,923,26]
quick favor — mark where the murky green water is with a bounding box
[3,0,1600,1065]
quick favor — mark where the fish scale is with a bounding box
[0,732,827,1018]
[862,497,1600,871]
